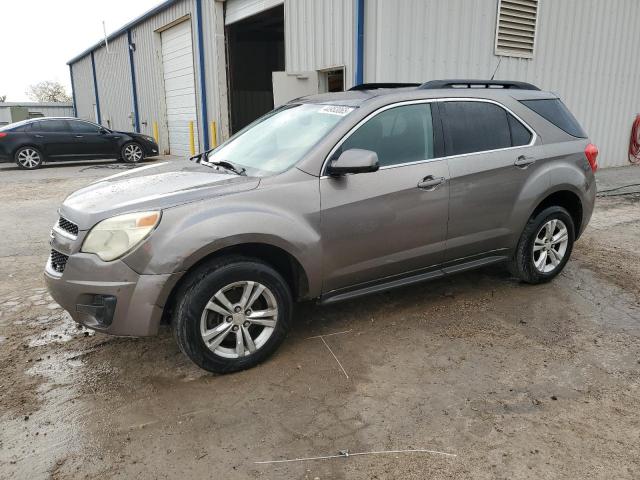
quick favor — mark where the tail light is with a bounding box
[0,133,7,139]
[585,143,598,172]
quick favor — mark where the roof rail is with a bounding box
[419,79,540,91]
[349,83,421,91]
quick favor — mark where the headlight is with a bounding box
[81,211,161,261]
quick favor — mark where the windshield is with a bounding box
[206,103,354,175]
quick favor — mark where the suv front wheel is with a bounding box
[510,206,575,284]
[172,256,293,374]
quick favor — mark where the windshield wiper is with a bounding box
[190,151,246,176]
[204,159,246,176]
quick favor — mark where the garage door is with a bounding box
[225,0,283,25]
[161,20,199,157]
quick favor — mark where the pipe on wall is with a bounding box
[354,0,365,86]
[194,0,210,151]
[69,64,77,117]
[127,29,141,133]
[90,51,102,125]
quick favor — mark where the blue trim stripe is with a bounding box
[90,51,102,125]
[69,64,77,117]
[354,0,365,86]
[194,0,209,151]
[127,29,141,133]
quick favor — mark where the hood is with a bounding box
[60,160,260,229]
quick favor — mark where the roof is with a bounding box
[67,0,178,65]
[0,102,73,108]
[298,81,556,106]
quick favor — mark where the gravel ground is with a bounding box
[0,159,639,480]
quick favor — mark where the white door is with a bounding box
[161,20,199,157]
[272,71,319,108]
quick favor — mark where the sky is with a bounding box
[1,0,161,102]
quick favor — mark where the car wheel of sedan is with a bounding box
[15,146,43,169]
[509,206,575,284]
[172,256,293,374]
[121,142,144,163]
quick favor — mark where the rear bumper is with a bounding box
[44,252,175,337]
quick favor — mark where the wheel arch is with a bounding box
[160,241,311,326]
[529,189,583,238]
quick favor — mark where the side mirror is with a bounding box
[190,152,204,163]
[99,128,108,134]
[327,149,379,176]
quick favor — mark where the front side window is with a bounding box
[70,120,101,133]
[339,104,434,167]
[207,103,352,176]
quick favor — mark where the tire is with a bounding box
[121,142,144,163]
[172,256,293,374]
[15,146,43,170]
[509,206,575,284]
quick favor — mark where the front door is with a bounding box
[438,100,538,261]
[320,102,450,293]
[68,120,114,157]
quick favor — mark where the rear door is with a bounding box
[69,120,115,157]
[439,99,537,261]
[320,102,450,293]
[35,119,76,159]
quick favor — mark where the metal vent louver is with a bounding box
[495,0,539,58]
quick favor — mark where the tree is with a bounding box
[25,81,71,103]
[0,95,6,102]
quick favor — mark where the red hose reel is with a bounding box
[629,114,640,165]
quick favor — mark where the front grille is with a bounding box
[50,250,69,274]
[57,216,78,237]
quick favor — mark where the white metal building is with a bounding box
[0,102,74,127]
[68,0,640,168]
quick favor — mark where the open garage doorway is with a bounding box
[226,5,284,134]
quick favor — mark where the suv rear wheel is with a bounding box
[509,206,575,284]
[172,256,293,374]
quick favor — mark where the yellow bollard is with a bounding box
[210,121,217,148]
[152,121,159,143]
[189,121,195,156]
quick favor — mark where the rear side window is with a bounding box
[340,104,435,167]
[36,120,71,132]
[508,114,532,146]
[520,99,586,138]
[440,101,511,156]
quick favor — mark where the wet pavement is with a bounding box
[0,159,639,479]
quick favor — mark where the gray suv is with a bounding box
[45,80,598,373]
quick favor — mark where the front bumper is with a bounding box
[44,252,174,337]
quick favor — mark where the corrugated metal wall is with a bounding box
[285,0,355,88]
[93,34,135,131]
[365,0,640,168]
[70,56,97,121]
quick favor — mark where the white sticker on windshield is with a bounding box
[319,105,354,116]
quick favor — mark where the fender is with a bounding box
[123,174,323,297]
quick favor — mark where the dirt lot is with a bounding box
[0,159,639,480]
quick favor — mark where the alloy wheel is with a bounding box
[17,148,41,168]
[200,281,278,359]
[532,219,569,273]
[124,144,143,162]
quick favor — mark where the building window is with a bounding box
[495,0,539,58]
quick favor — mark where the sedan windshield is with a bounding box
[206,103,354,175]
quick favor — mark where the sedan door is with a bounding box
[34,119,76,159]
[320,102,450,294]
[68,120,117,157]
[438,100,540,262]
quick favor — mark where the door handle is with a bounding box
[35,134,44,138]
[417,175,446,190]
[75,135,84,138]
[514,155,536,167]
